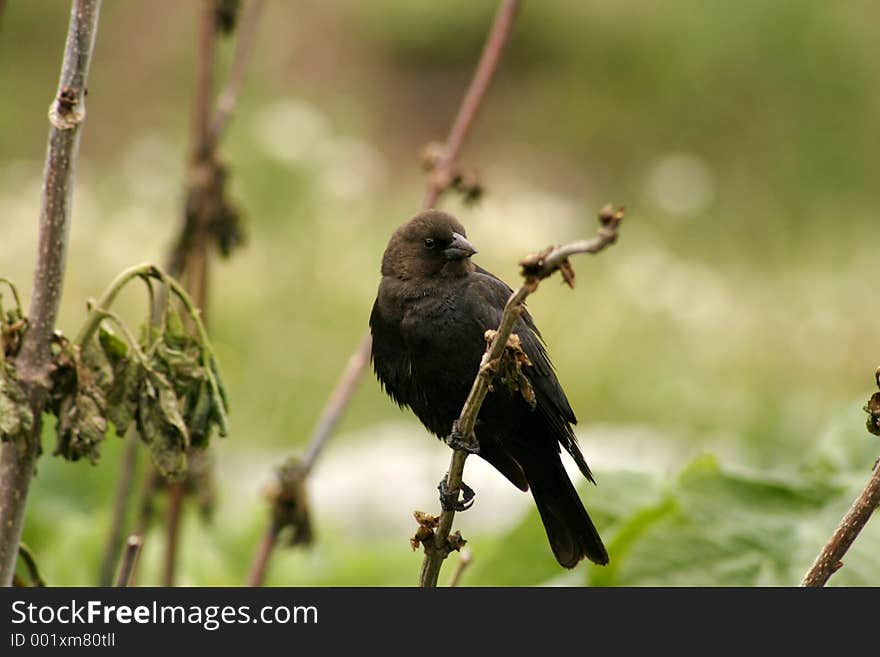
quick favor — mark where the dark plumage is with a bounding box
[369,210,608,568]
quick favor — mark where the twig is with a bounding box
[301,333,372,475]
[156,1,264,582]
[192,0,217,160]
[246,460,312,586]
[800,463,880,586]
[423,0,521,210]
[247,522,279,587]
[161,481,185,587]
[16,544,45,587]
[0,0,102,588]
[114,534,143,587]
[418,206,624,588]
[448,549,473,587]
[98,428,140,586]
[206,0,266,152]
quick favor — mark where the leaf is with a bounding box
[54,388,108,464]
[98,325,129,364]
[51,338,111,463]
[106,359,142,437]
[0,365,33,441]
[135,371,189,479]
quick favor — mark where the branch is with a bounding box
[247,522,279,587]
[301,333,372,475]
[205,0,266,152]
[97,428,140,586]
[801,372,880,587]
[800,465,880,587]
[448,549,473,587]
[114,534,143,587]
[16,544,45,587]
[423,0,520,209]
[418,206,625,588]
[0,0,102,588]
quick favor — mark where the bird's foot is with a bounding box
[445,422,480,454]
[438,477,475,512]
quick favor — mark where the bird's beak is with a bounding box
[444,232,478,260]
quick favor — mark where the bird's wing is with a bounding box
[468,267,594,482]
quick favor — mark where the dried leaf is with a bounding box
[864,391,880,436]
[0,365,33,442]
[136,372,189,479]
[106,359,142,437]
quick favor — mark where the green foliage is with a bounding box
[465,403,880,587]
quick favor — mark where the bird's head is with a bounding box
[381,210,478,280]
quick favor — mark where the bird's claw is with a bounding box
[445,423,480,454]
[438,477,475,512]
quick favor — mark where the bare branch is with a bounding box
[247,523,279,587]
[114,534,143,587]
[800,464,880,587]
[98,429,140,586]
[16,544,45,587]
[301,334,372,475]
[802,371,880,587]
[423,0,521,209]
[0,0,102,588]
[161,481,185,587]
[418,206,624,588]
[448,549,473,587]
[206,0,266,152]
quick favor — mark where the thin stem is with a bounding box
[98,428,140,586]
[161,481,185,586]
[16,543,45,587]
[419,209,624,587]
[422,0,520,209]
[301,333,372,475]
[192,0,216,161]
[75,263,156,346]
[448,549,473,587]
[114,534,143,587]
[801,460,880,587]
[206,0,266,152]
[0,278,24,317]
[0,0,102,588]
[247,522,279,587]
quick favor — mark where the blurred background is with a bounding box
[2,0,880,586]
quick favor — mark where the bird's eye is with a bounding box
[424,238,436,249]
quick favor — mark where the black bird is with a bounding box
[369,210,608,568]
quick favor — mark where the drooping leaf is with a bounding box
[0,364,33,442]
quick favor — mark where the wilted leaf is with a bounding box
[54,387,107,464]
[0,365,33,442]
[106,359,142,437]
[136,371,189,479]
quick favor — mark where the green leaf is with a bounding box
[98,325,129,363]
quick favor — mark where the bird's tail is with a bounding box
[524,454,609,568]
